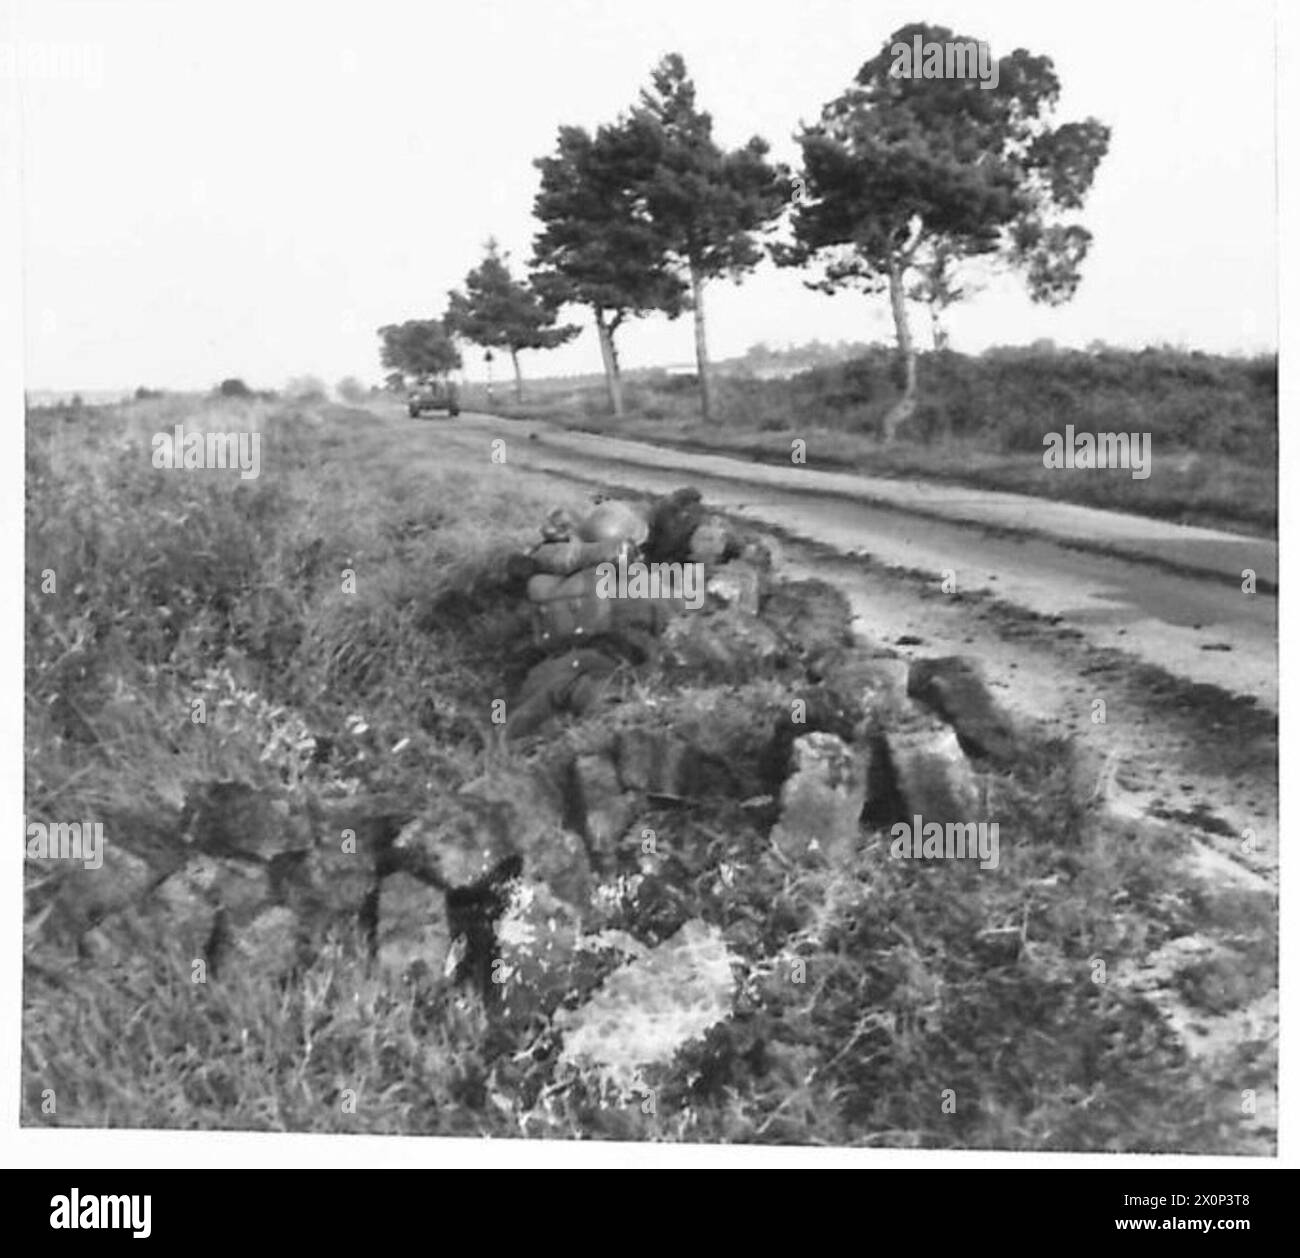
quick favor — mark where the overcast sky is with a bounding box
[11,0,1277,391]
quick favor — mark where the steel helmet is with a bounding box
[575,499,650,547]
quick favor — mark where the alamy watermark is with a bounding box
[889,36,999,90]
[25,818,104,870]
[594,553,705,611]
[0,42,104,88]
[1043,425,1152,480]
[152,426,261,479]
[50,1189,151,1238]
[890,815,1000,870]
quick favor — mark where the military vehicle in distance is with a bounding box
[407,378,460,419]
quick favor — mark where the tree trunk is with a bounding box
[594,309,624,418]
[510,348,524,403]
[689,260,712,423]
[929,301,948,352]
[882,257,918,442]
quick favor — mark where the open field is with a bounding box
[23,395,1275,1149]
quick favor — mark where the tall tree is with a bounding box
[780,22,1109,440]
[630,54,787,421]
[445,239,579,403]
[532,122,685,418]
[377,318,461,385]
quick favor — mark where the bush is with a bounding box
[285,375,328,402]
[697,346,1276,462]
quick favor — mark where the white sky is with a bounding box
[10,0,1278,391]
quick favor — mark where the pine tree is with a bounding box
[446,240,579,403]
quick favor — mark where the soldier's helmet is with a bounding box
[575,499,650,547]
